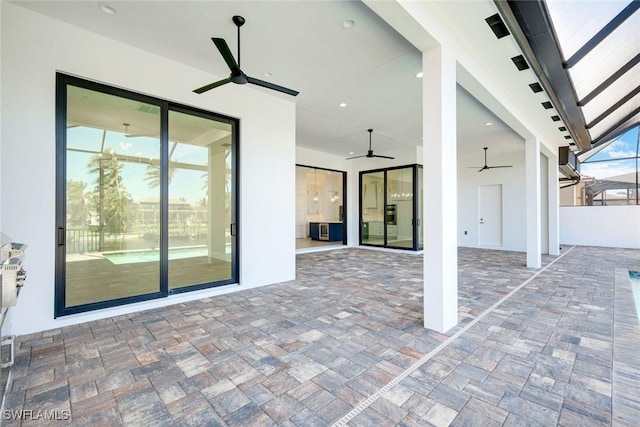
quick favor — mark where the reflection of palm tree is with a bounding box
[67,179,88,227]
[145,163,175,188]
[87,155,132,249]
[145,142,179,188]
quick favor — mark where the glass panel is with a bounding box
[581,158,637,206]
[168,110,233,289]
[418,166,424,249]
[545,0,628,60]
[65,86,161,307]
[580,62,639,124]
[588,93,640,143]
[387,167,413,249]
[361,172,384,246]
[568,13,640,99]
[585,127,639,162]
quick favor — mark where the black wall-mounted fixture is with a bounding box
[511,55,530,71]
[529,82,543,93]
[485,13,510,39]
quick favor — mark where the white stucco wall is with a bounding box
[0,3,296,335]
[560,206,640,249]
[457,149,527,251]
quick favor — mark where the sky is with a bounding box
[580,126,639,180]
[67,127,210,204]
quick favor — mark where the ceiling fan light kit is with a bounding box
[194,15,299,96]
[346,129,395,160]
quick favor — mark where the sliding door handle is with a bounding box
[57,227,65,246]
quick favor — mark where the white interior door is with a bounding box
[478,184,503,247]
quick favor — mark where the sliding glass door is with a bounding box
[168,109,234,289]
[360,164,423,250]
[361,171,384,246]
[56,74,237,316]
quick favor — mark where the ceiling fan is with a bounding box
[346,129,395,160]
[469,147,512,172]
[194,15,299,97]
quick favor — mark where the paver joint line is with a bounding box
[331,246,576,427]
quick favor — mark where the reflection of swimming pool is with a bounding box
[104,247,208,265]
[631,271,640,319]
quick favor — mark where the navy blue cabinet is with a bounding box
[309,223,319,240]
[309,222,343,242]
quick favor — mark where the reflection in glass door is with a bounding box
[56,74,238,316]
[62,85,162,309]
[361,172,385,246]
[168,109,234,289]
[387,167,413,249]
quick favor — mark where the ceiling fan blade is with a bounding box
[211,38,239,71]
[247,76,299,96]
[193,77,232,94]
[346,155,366,160]
[487,165,513,169]
[373,155,395,159]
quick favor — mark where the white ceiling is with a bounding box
[12,0,523,159]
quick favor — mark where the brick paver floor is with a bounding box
[4,246,640,426]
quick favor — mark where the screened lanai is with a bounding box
[498,0,639,153]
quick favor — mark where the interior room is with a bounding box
[295,165,346,251]
[1,0,639,425]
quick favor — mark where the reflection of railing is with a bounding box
[66,228,100,253]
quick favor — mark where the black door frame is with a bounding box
[359,163,423,251]
[296,164,348,245]
[55,73,239,317]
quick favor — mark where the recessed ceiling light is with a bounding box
[98,3,117,15]
[264,72,273,77]
[415,72,423,79]
[349,152,354,155]
[485,122,493,126]
[342,19,355,29]
[339,102,347,108]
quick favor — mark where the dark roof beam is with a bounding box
[591,107,640,146]
[586,86,640,129]
[565,1,640,68]
[579,53,640,106]
[495,0,591,150]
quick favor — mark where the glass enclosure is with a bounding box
[295,165,346,249]
[560,127,639,206]
[360,165,423,250]
[57,75,237,316]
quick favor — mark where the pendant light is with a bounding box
[312,169,319,202]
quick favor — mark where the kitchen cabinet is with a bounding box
[309,222,344,242]
[368,221,397,238]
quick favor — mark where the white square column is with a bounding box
[422,46,458,333]
[547,151,560,256]
[526,138,542,268]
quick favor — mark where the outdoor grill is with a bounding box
[1,233,27,308]
[0,232,27,369]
